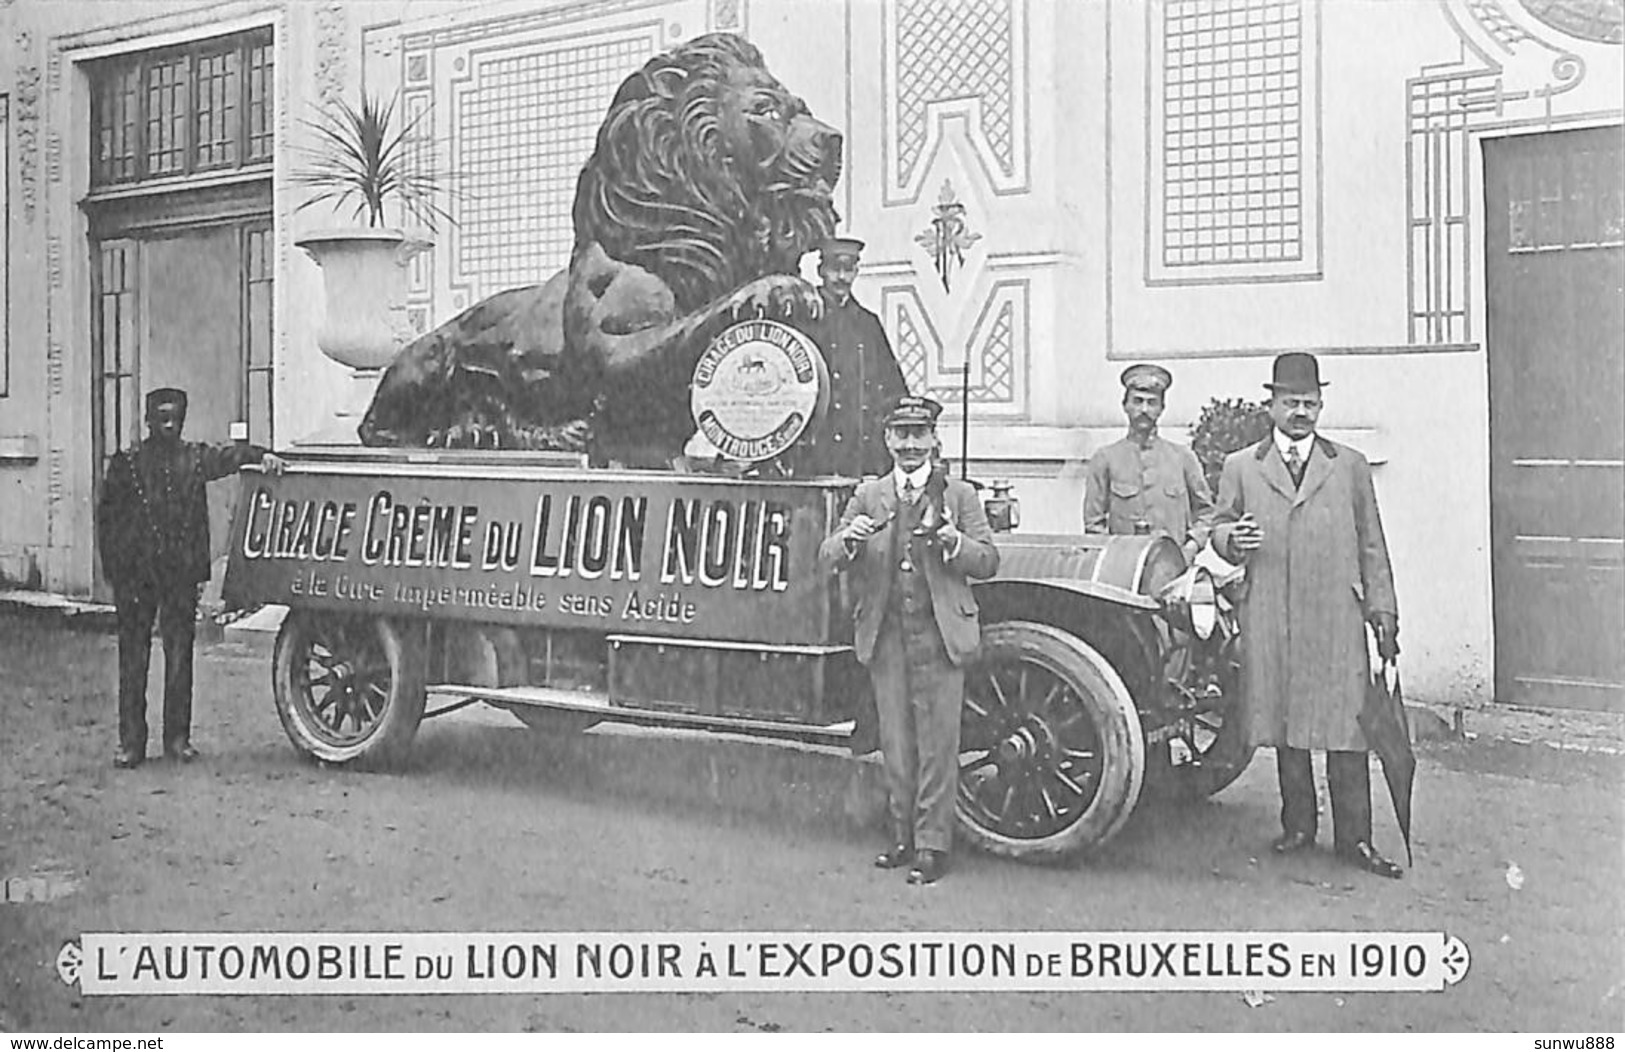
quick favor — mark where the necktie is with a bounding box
[903,479,918,505]
[1285,444,1305,487]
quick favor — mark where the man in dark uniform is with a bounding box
[790,237,909,478]
[820,396,1000,885]
[1082,363,1215,563]
[97,388,284,768]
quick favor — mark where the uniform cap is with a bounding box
[884,395,943,429]
[1264,352,1327,392]
[145,387,188,413]
[1120,363,1173,395]
[819,236,866,261]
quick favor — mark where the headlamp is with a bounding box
[1157,564,1218,641]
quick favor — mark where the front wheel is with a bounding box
[272,611,426,767]
[957,621,1146,860]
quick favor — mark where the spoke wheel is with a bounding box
[272,611,425,767]
[1147,635,1255,799]
[958,621,1145,859]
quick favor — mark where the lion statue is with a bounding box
[358,33,842,467]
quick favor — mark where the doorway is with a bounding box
[90,217,274,598]
[1484,125,1625,711]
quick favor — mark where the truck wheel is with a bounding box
[272,611,426,767]
[958,621,1145,859]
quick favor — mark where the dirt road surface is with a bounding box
[1,613,1621,1032]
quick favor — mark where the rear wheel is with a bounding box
[957,621,1145,859]
[272,611,425,767]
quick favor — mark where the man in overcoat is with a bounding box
[820,396,1000,884]
[1211,353,1404,878]
[1083,362,1215,562]
[97,387,284,768]
[790,237,909,479]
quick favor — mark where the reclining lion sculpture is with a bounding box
[358,33,843,467]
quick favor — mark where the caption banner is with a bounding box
[57,931,1472,995]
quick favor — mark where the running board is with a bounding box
[426,683,855,748]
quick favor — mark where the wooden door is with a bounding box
[1485,126,1625,711]
[91,219,273,598]
[141,227,246,575]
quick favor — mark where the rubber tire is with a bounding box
[957,620,1146,860]
[272,611,426,768]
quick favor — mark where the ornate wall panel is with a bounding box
[882,0,1029,206]
[1145,0,1323,284]
[15,31,40,225]
[1407,0,1620,344]
[368,1,711,324]
[882,278,1027,419]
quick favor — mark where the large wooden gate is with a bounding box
[1484,126,1625,712]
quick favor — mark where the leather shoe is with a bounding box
[907,849,949,885]
[874,843,913,869]
[113,749,144,769]
[1338,841,1403,879]
[164,742,199,763]
[1271,830,1316,854]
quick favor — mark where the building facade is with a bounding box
[0,0,1619,709]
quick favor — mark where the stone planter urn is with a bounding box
[295,227,431,442]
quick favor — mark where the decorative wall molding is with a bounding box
[712,0,744,32]
[914,178,983,294]
[397,0,675,51]
[14,40,40,224]
[45,133,60,184]
[1404,0,1619,343]
[46,237,62,290]
[313,2,349,106]
[48,1,280,56]
[883,278,1028,419]
[373,1,705,323]
[882,0,1029,206]
[46,342,65,398]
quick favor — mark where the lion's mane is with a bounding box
[359,33,839,456]
[572,33,839,314]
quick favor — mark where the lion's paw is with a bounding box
[427,420,505,450]
[728,274,821,322]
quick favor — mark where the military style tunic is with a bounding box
[790,291,908,478]
[1082,432,1216,555]
[98,438,268,589]
[98,434,269,758]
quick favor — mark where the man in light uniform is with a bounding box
[1083,363,1215,563]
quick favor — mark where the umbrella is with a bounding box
[1358,637,1415,866]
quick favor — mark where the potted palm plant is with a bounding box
[293,92,449,372]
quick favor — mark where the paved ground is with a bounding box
[1,610,1621,1032]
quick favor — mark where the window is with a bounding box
[88,29,273,188]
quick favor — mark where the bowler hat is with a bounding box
[1120,363,1173,395]
[884,395,943,429]
[819,236,866,261]
[145,387,188,413]
[1264,352,1327,392]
